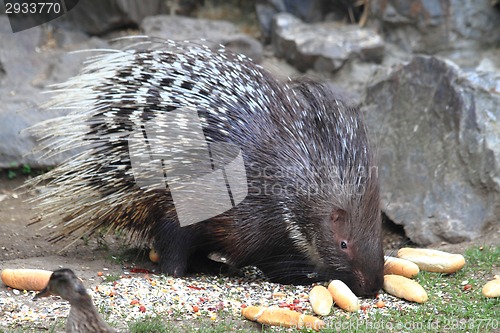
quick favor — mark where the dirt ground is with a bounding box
[1,175,499,302]
[0,177,157,284]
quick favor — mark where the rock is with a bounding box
[363,55,500,245]
[370,0,500,54]
[50,0,198,36]
[0,17,108,169]
[256,0,324,41]
[141,15,263,62]
[272,13,384,72]
[255,0,366,41]
[476,58,497,73]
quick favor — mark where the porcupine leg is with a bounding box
[151,214,196,277]
[186,221,234,275]
[154,234,190,276]
[188,251,232,275]
[155,239,232,276]
[152,218,231,276]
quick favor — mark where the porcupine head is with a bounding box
[28,39,383,297]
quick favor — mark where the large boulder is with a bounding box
[272,13,384,72]
[0,17,108,168]
[363,55,500,244]
[370,0,500,54]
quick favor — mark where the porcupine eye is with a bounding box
[340,241,348,249]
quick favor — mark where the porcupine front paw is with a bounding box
[156,242,233,277]
[153,228,193,277]
[188,252,234,275]
[155,242,189,277]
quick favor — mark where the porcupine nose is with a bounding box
[348,266,383,297]
[360,268,383,297]
[368,274,383,296]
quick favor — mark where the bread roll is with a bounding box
[327,280,360,312]
[384,256,420,278]
[482,278,500,298]
[149,248,160,263]
[397,248,465,273]
[1,268,53,291]
[241,306,325,331]
[309,285,333,315]
[383,274,428,303]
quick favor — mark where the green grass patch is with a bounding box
[102,274,122,283]
[0,318,65,333]
[128,315,169,333]
[127,316,286,333]
[2,163,44,180]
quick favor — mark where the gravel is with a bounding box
[0,268,418,332]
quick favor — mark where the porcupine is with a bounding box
[28,38,383,296]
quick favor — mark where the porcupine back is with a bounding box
[28,38,383,296]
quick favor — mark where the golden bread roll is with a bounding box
[1,268,53,291]
[384,256,420,278]
[327,279,360,312]
[397,248,465,273]
[309,285,333,315]
[482,278,500,298]
[383,274,428,303]
[242,306,325,331]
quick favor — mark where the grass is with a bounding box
[2,163,42,180]
[102,273,122,283]
[127,316,284,333]
[0,319,64,333]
